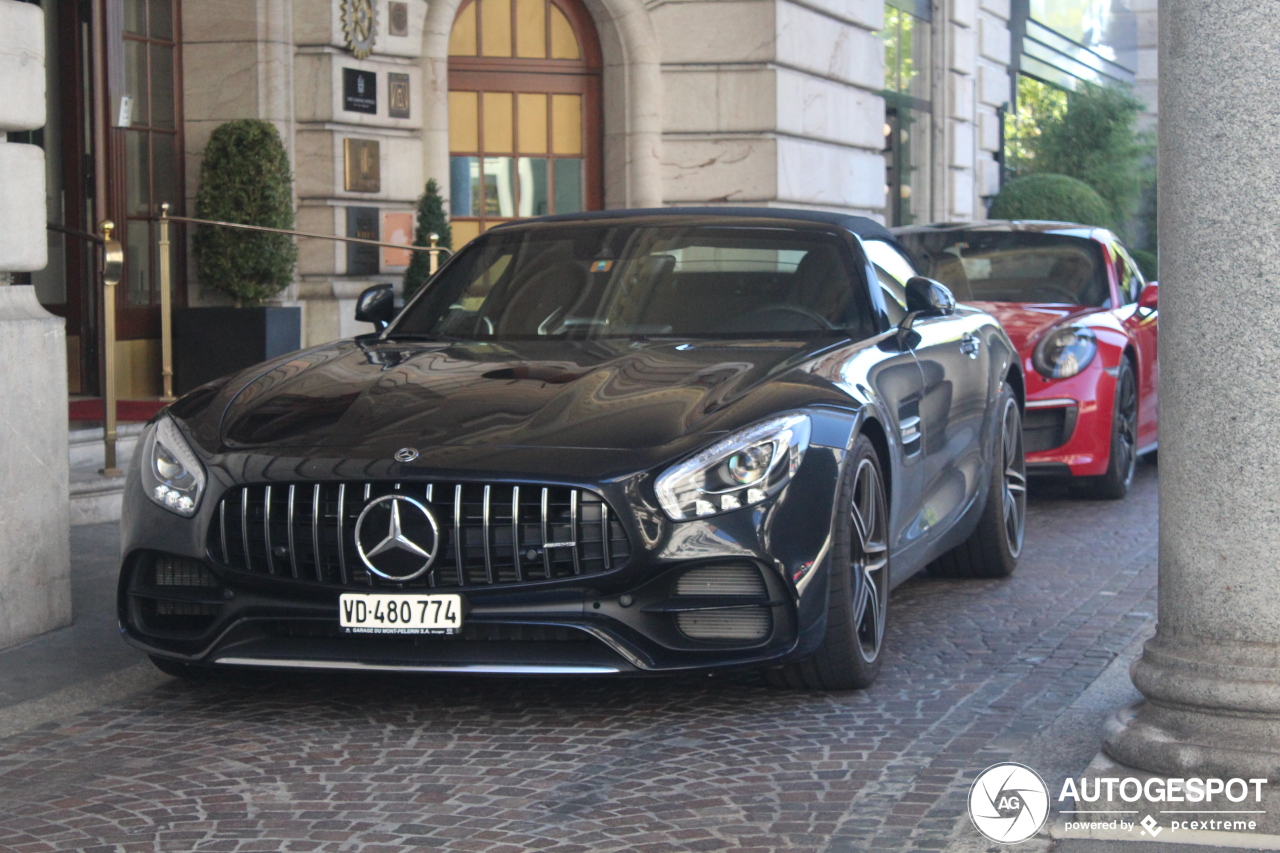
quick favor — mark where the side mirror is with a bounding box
[1138,280,1158,312]
[355,284,395,331]
[905,276,956,315]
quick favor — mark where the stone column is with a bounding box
[0,0,71,650]
[1103,0,1280,783]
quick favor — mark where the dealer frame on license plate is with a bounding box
[339,593,465,635]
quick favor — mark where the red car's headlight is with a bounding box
[1033,326,1097,379]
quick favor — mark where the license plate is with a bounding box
[339,593,465,635]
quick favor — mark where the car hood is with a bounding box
[202,338,841,455]
[965,302,1103,352]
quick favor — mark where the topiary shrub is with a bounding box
[989,174,1112,228]
[193,120,297,306]
[403,179,452,299]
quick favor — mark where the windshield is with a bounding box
[389,223,874,340]
[902,232,1110,307]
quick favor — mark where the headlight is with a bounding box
[655,414,811,521]
[1033,326,1097,379]
[141,416,207,517]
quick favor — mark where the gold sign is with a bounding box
[389,73,410,119]
[344,138,381,193]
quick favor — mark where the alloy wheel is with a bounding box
[850,457,889,663]
[1115,367,1138,488]
[1001,398,1027,558]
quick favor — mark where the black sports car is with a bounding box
[120,208,1026,690]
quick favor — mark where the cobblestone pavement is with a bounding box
[0,464,1159,853]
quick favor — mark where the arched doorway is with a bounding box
[447,0,603,245]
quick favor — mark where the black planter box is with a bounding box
[174,306,302,395]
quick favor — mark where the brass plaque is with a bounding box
[389,1,409,37]
[343,138,381,193]
[389,73,410,119]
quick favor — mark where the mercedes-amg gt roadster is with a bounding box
[120,209,1026,690]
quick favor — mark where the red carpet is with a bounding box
[69,399,169,422]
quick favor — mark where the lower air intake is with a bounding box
[676,608,771,641]
[675,563,766,597]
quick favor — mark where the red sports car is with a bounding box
[894,221,1158,498]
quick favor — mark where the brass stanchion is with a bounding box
[159,203,175,401]
[100,220,124,477]
[428,232,441,275]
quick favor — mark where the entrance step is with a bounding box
[70,423,144,526]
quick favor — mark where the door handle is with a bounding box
[960,333,980,359]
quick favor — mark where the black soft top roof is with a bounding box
[490,206,899,245]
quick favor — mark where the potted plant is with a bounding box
[174,120,301,394]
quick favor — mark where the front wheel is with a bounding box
[1085,358,1138,499]
[766,434,889,691]
[927,382,1026,579]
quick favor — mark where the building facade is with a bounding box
[12,0,1148,396]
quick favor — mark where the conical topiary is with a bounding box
[404,179,452,299]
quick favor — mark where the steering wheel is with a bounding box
[719,304,834,332]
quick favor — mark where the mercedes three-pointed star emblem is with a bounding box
[353,495,440,581]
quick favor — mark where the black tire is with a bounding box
[148,654,211,680]
[766,434,889,691]
[1086,358,1138,499]
[927,382,1026,579]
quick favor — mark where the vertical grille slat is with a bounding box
[209,480,629,590]
[311,484,322,582]
[287,485,299,578]
[336,483,348,585]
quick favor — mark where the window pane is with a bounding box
[480,0,513,57]
[126,131,149,215]
[518,157,548,216]
[124,39,150,126]
[151,44,174,128]
[450,156,478,216]
[553,158,582,213]
[517,93,547,153]
[124,0,146,35]
[126,219,152,304]
[515,0,546,57]
[483,157,516,216]
[483,91,514,153]
[449,1,478,55]
[551,94,581,155]
[153,133,177,209]
[549,4,579,59]
[150,0,173,40]
[449,91,479,151]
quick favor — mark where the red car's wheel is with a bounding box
[1086,358,1138,499]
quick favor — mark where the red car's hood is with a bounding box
[966,302,1102,352]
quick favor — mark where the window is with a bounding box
[394,225,875,340]
[882,0,933,226]
[448,0,602,246]
[1112,242,1144,304]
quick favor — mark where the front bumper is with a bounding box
[1022,356,1116,478]
[118,444,848,675]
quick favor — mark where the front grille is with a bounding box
[1024,404,1078,453]
[207,482,630,590]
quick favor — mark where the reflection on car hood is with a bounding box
[965,302,1102,351]
[212,338,838,452]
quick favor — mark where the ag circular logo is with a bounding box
[354,495,440,581]
[394,447,419,463]
[968,762,1050,844]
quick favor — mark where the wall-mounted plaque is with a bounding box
[388,73,411,119]
[389,2,410,36]
[343,138,381,193]
[382,211,414,267]
[347,206,380,276]
[343,68,377,114]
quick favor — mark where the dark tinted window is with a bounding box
[900,231,1110,307]
[391,224,875,340]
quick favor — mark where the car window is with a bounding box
[898,231,1111,307]
[862,239,914,324]
[1112,242,1145,305]
[392,224,879,341]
